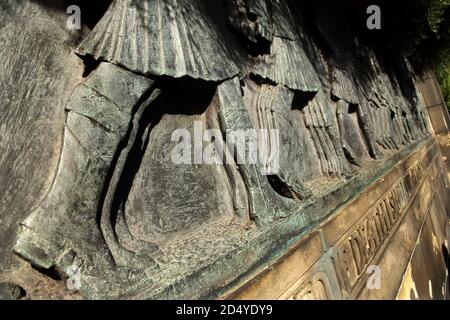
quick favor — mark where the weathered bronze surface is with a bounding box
[0,0,447,299]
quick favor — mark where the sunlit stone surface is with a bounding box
[0,0,448,299]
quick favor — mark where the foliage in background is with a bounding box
[389,0,449,107]
[341,0,450,107]
[423,0,450,108]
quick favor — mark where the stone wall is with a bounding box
[224,139,450,299]
[0,0,447,299]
